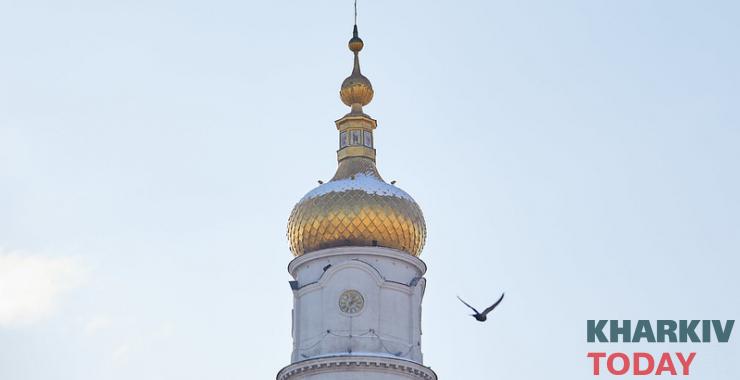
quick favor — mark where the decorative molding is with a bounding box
[294,259,417,297]
[277,355,437,380]
[288,246,427,277]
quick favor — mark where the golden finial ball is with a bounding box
[349,36,364,52]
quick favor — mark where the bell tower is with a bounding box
[277,18,437,380]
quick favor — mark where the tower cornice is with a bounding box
[288,246,427,278]
[276,354,438,380]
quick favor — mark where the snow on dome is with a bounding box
[301,173,414,202]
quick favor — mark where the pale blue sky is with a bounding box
[1,0,738,379]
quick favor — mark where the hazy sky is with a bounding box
[1,1,738,379]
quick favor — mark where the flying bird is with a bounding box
[457,293,505,322]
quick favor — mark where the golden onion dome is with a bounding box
[288,158,426,257]
[287,25,426,257]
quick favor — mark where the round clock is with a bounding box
[338,289,364,314]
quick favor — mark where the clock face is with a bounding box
[338,289,364,314]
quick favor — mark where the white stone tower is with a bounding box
[277,24,437,380]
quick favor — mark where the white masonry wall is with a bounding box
[287,247,428,365]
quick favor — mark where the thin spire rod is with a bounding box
[354,0,357,26]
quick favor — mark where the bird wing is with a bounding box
[457,296,479,314]
[482,293,505,316]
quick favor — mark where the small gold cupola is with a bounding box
[336,25,377,163]
[340,25,374,113]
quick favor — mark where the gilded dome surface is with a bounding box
[340,74,373,107]
[288,158,426,257]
